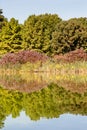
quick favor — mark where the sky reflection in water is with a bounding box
[2,112,87,130]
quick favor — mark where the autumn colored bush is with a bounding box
[0,50,49,65]
[54,49,87,62]
[0,49,87,67]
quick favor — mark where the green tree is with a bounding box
[0,9,7,32]
[51,18,87,54]
[0,18,23,54]
[0,9,4,30]
[23,14,62,55]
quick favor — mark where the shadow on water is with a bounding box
[0,72,87,129]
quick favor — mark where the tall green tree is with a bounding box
[0,9,4,30]
[23,14,62,55]
[0,18,23,54]
[51,18,87,54]
[0,9,7,31]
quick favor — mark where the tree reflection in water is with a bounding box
[0,76,87,128]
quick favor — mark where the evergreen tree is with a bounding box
[51,18,87,54]
[0,9,5,31]
[0,18,23,54]
[23,14,62,55]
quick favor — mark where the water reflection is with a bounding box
[0,82,87,128]
[0,73,87,129]
[2,112,87,130]
[0,72,87,93]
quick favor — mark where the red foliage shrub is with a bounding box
[0,50,49,65]
[54,49,87,62]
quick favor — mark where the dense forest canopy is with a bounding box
[0,9,87,56]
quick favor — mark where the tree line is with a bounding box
[0,9,87,56]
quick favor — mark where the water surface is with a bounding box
[2,112,87,130]
[0,73,87,130]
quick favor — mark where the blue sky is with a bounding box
[0,0,87,23]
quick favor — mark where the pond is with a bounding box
[2,112,87,130]
[0,72,87,130]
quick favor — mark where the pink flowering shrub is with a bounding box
[54,49,87,62]
[0,50,49,65]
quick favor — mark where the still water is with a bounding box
[2,112,87,130]
[0,73,87,130]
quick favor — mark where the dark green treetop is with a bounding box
[51,17,87,54]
